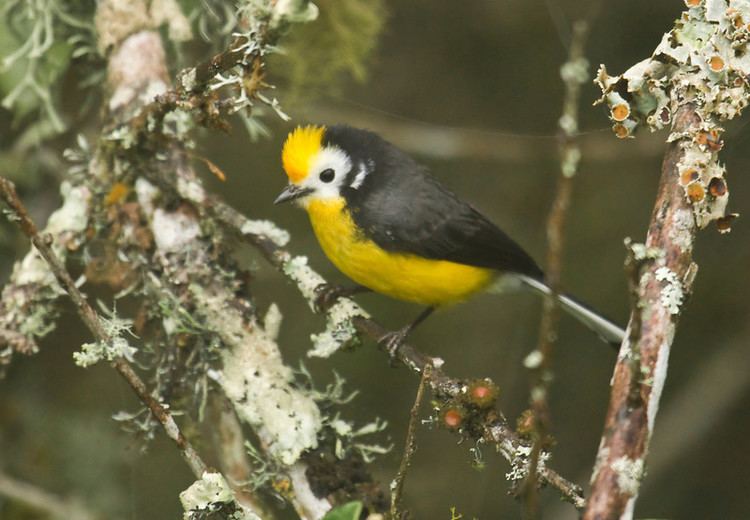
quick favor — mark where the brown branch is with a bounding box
[523,20,589,518]
[390,365,430,519]
[583,104,700,519]
[0,176,208,479]
[210,395,275,518]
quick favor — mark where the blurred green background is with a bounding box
[2,0,749,518]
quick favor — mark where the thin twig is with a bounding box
[0,176,208,479]
[523,20,589,518]
[390,364,431,519]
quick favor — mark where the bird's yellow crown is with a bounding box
[281,125,325,184]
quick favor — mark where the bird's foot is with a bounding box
[378,327,410,364]
[313,283,363,313]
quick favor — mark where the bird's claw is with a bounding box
[378,328,409,364]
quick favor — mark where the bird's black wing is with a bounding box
[342,143,543,280]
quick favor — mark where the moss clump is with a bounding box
[270,0,386,100]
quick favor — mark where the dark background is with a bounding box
[2,1,749,518]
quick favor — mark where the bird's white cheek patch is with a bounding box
[304,146,351,200]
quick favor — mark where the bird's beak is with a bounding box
[274,184,312,204]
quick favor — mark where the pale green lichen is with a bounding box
[178,67,197,91]
[590,446,610,484]
[240,219,290,247]
[160,107,196,142]
[0,181,91,354]
[1,0,95,132]
[263,303,283,341]
[611,456,645,496]
[628,240,664,262]
[73,336,136,367]
[669,208,696,252]
[192,283,322,466]
[327,414,390,462]
[282,255,369,357]
[504,443,551,483]
[309,298,366,357]
[73,309,137,367]
[596,0,746,230]
[180,471,261,520]
[655,266,684,315]
[151,208,202,253]
[282,255,323,301]
[201,0,317,127]
[560,147,581,178]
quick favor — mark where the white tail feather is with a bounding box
[518,276,625,346]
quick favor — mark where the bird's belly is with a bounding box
[307,198,495,306]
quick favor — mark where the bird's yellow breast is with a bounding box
[306,198,496,306]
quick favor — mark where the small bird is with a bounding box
[275,124,624,353]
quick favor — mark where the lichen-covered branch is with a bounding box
[163,172,585,509]
[586,2,749,518]
[92,2,388,517]
[584,102,700,520]
[0,176,213,481]
[2,1,384,518]
[1,1,601,517]
[0,181,91,371]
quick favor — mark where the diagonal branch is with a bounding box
[159,172,587,510]
[0,176,208,479]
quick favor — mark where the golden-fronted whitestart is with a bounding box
[275,124,624,353]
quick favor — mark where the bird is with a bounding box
[274,124,625,354]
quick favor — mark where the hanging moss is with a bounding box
[270,0,386,100]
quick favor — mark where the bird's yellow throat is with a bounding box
[306,197,496,306]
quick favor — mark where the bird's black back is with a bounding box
[324,125,544,280]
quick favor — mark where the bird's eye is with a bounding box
[319,168,335,183]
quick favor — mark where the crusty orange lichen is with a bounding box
[687,183,706,202]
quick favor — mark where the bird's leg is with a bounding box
[379,306,435,360]
[313,283,370,312]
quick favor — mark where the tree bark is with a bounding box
[584,104,701,519]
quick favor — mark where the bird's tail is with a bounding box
[518,276,625,348]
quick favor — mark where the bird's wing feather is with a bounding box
[344,151,543,279]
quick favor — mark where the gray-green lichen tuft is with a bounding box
[596,0,747,231]
[180,471,261,520]
[282,255,369,357]
[73,306,137,367]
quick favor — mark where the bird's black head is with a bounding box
[277,124,402,207]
